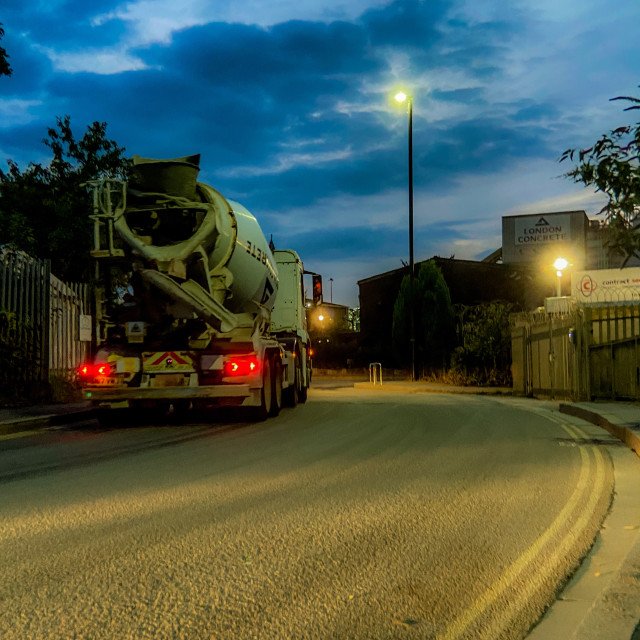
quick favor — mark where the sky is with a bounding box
[1,0,639,307]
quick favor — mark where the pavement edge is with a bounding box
[559,403,640,458]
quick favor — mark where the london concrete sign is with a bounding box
[514,214,571,245]
[572,267,640,304]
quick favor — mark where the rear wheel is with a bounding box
[298,378,308,403]
[254,355,272,421]
[270,355,283,417]
[283,352,300,407]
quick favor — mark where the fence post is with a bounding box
[369,362,383,385]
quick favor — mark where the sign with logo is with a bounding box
[514,214,571,245]
[79,314,92,342]
[572,267,640,304]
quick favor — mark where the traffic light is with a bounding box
[312,274,323,305]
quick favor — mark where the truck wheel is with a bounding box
[255,355,272,421]
[283,354,300,407]
[270,356,282,417]
[299,379,308,404]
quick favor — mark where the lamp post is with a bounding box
[553,257,568,297]
[394,91,416,380]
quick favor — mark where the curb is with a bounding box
[353,382,512,395]
[0,409,93,436]
[559,403,640,458]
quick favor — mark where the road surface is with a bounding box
[0,388,615,639]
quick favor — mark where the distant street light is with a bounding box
[553,257,569,296]
[329,277,333,304]
[394,90,416,380]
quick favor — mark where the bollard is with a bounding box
[369,362,383,385]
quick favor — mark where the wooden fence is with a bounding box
[0,248,90,398]
[511,302,640,401]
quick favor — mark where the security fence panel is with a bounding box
[1,248,91,399]
[49,275,90,378]
[513,303,640,401]
[0,248,50,394]
[587,305,640,400]
[510,324,529,396]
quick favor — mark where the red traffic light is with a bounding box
[312,275,323,305]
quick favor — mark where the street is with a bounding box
[0,388,617,639]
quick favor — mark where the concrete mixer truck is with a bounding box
[77,154,312,422]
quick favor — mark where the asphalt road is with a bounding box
[0,389,615,640]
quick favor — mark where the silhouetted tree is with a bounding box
[0,116,129,280]
[392,260,455,374]
[0,24,12,77]
[451,301,513,385]
[561,88,640,265]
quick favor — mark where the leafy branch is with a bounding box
[560,87,640,266]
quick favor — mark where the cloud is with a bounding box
[0,99,43,127]
[1,0,639,308]
[37,47,149,74]
[219,147,354,178]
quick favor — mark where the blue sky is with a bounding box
[1,0,639,306]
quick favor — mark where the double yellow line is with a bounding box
[441,417,608,640]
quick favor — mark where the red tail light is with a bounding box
[78,363,113,378]
[223,356,260,377]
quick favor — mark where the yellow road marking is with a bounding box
[440,421,604,640]
[0,429,42,441]
[487,425,607,638]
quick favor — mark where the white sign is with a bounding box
[572,267,640,304]
[79,314,92,342]
[514,214,571,245]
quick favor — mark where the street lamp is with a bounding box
[553,257,569,297]
[394,90,416,380]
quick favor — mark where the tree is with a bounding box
[392,260,455,374]
[0,24,12,77]
[0,116,129,280]
[560,89,640,265]
[451,301,513,385]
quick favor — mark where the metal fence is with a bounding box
[49,274,90,376]
[511,302,640,401]
[0,248,90,396]
[0,248,51,393]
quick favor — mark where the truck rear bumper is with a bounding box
[83,384,251,402]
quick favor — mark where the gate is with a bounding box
[1,248,91,398]
[511,303,640,401]
[49,274,90,377]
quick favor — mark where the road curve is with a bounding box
[0,389,613,639]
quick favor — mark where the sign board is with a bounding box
[79,314,92,342]
[514,214,572,246]
[571,267,640,305]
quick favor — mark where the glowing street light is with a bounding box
[394,89,416,380]
[553,257,569,296]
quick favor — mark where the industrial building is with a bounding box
[358,210,638,365]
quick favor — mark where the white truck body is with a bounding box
[79,154,311,419]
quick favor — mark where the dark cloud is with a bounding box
[284,225,407,262]
[2,3,126,50]
[361,0,450,47]
[2,0,638,306]
[139,19,379,85]
[0,31,53,96]
[275,218,465,268]
[511,101,560,122]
